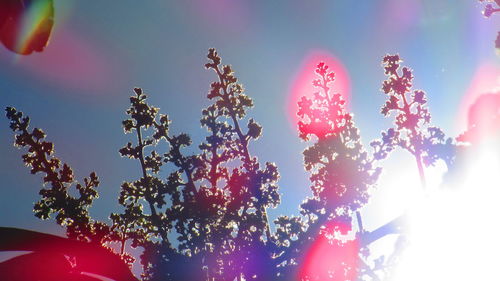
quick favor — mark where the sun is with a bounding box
[391,141,500,281]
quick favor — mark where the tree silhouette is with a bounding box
[113,86,194,280]
[371,54,456,189]
[5,108,137,280]
[363,55,462,280]
[480,0,500,18]
[199,49,281,280]
[5,107,109,244]
[297,62,379,219]
[5,48,285,281]
[273,62,381,280]
[5,50,466,281]
[479,0,500,50]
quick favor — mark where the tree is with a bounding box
[364,55,461,280]
[273,62,381,281]
[5,50,463,281]
[370,54,456,189]
[5,49,282,281]
[5,107,135,280]
[198,49,281,280]
[478,1,500,51]
[5,107,109,244]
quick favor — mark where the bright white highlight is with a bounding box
[393,142,500,281]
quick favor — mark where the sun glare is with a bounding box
[391,143,500,281]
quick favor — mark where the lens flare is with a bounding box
[456,63,500,135]
[1,26,122,96]
[299,220,359,281]
[287,50,351,133]
[393,148,500,281]
[392,91,500,281]
[15,0,53,55]
[458,92,500,143]
[0,0,54,55]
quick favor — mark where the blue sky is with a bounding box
[1,0,499,236]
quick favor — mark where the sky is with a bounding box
[1,0,499,247]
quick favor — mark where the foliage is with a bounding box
[297,62,380,215]
[273,62,381,280]
[479,0,500,50]
[480,0,500,18]
[6,49,282,281]
[5,50,463,281]
[200,49,281,281]
[5,107,109,244]
[370,54,456,187]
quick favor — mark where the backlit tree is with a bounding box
[479,0,500,50]
[371,54,456,189]
[5,49,282,281]
[274,62,381,281]
[5,50,464,281]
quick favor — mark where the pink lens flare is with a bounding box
[299,220,359,281]
[286,50,351,134]
[457,63,500,142]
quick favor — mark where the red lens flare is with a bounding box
[0,227,138,281]
[0,0,54,55]
[459,91,500,143]
[456,63,500,142]
[287,50,351,133]
[299,220,359,281]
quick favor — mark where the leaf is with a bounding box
[247,118,262,139]
[413,90,426,104]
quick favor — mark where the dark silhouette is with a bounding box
[479,0,500,50]
[4,51,463,280]
[295,62,380,281]
[5,107,110,244]
[272,62,400,280]
[112,49,282,280]
[0,0,54,55]
[481,0,500,18]
[364,55,459,279]
[370,54,456,189]
[5,49,283,281]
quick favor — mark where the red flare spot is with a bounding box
[457,63,500,142]
[299,220,359,281]
[0,0,54,55]
[287,50,351,134]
